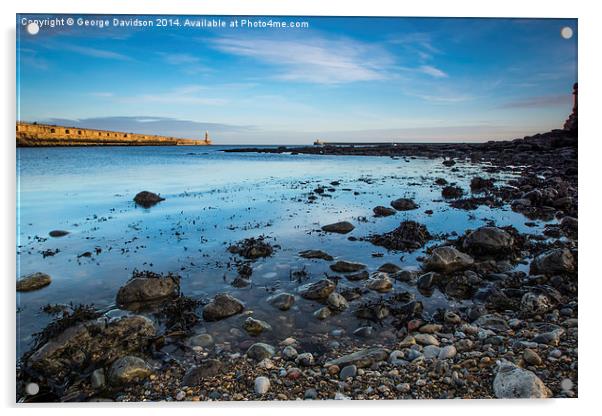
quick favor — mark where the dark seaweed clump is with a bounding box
[31,304,101,351]
[157,295,201,333]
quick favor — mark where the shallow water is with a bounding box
[16,146,550,358]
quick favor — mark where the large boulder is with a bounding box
[321,221,355,234]
[133,191,165,208]
[424,246,474,273]
[108,356,152,386]
[493,361,552,398]
[530,248,575,275]
[299,279,336,300]
[116,275,179,307]
[28,315,156,380]
[463,227,514,256]
[17,272,51,292]
[202,293,244,321]
[390,198,418,211]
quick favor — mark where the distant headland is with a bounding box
[16,122,212,147]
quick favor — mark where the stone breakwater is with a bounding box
[16,122,210,147]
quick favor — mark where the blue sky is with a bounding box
[17,15,577,144]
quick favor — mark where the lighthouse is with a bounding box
[204,130,212,144]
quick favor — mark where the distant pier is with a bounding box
[16,122,212,147]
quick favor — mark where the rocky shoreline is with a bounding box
[17,123,577,402]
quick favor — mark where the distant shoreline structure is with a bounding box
[16,122,212,147]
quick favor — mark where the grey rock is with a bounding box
[532,328,564,346]
[188,333,214,348]
[304,388,318,399]
[243,317,272,336]
[181,359,222,386]
[324,347,388,368]
[339,364,357,380]
[90,368,105,389]
[424,246,474,273]
[521,292,554,315]
[314,306,332,320]
[378,263,401,274]
[116,276,178,306]
[282,345,298,360]
[493,361,552,398]
[108,356,152,385]
[463,226,514,255]
[296,353,314,366]
[417,272,437,290]
[327,292,349,312]
[202,293,244,321]
[530,249,575,275]
[438,345,457,360]
[390,198,418,211]
[246,343,275,361]
[523,348,542,366]
[299,249,334,261]
[254,376,270,394]
[423,345,441,359]
[365,273,393,292]
[473,314,509,332]
[414,333,440,346]
[330,261,366,273]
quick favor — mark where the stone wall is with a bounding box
[16,122,211,147]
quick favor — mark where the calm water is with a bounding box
[16,146,547,358]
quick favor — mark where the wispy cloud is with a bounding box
[418,65,448,78]
[208,34,393,84]
[89,92,114,98]
[18,48,48,70]
[408,92,473,104]
[499,94,572,109]
[57,43,132,61]
[157,52,210,74]
[120,85,227,106]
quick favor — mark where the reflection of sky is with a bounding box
[17,147,546,356]
[16,16,577,144]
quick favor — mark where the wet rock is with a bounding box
[365,273,393,292]
[493,361,552,398]
[345,270,369,281]
[424,246,474,273]
[299,249,333,261]
[296,352,314,366]
[339,364,357,380]
[438,345,457,360]
[473,314,509,332]
[314,306,332,320]
[444,273,481,299]
[442,159,456,167]
[243,317,272,336]
[417,272,438,290]
[90,368,105,389]
[202,293,244,321]
[327,292,349,312]
[28,315,155,380]
[188,333,214,348]
[353,326,373,337]
[378,263,401,274]
[299,279,336,300]
[48,230,69,237]
[321,221,355,234]
[231,276,251,288]
[133,191,165,208]
[470,177,495,192]
[267,292,295,311]
[228,236,274,259]
[330,261,366,273]
[520,291,554,315]
[115,274,179,306]
[435,178,448,185]
[254,376,270,394]
[532,329,564,346]
[463,227,514,256]
[559,216,578,239]
[423,345,441,359]
[246,343,275,361]
[530,248,575,275]
[369,220,431,251]
[182,359,222,386]
[442,186,464,199]
[108,356,152,386]
[17,272,51,292]
[324,347,388,368]
[373,206,396,217]
[390,198,418,211]
[282,345,298,360]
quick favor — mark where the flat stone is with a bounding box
[108,356,152,385]
[243,317,272,336]
[330,260,366,273]
[365,273,393,292]
[188,333,214,348]
[423,345,441,359]
[116,276,179,306]
[299,279,336,300]
[523,348,542,366]
[17,272,52,292]
[390,198,418,211]
[339,364,357,380]
[493,361,552,398]
[48,230,69,237]
[321,221,355,234]
[438,345,457,360]
[299,250,334,261]
[373,206,396,217]
[424,246,474,273]
[267,292,295,311]
[414,334,440,346]
[324,347,388,368]
[181,359,222,386]
[202,293,244,321]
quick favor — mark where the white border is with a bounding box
[2,1,600,415]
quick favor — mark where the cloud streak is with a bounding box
[209,34,393,84]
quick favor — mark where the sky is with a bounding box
[16,15,578,144]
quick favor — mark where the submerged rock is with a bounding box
[202,293,244,321]
[378,263,401,274]
[182,359,222,386]
[390,198,418,211]
[48,230,69,237]
[228,236,274,259]
[267,292,295,311]
[365,273,393,292]
[115,274,179,307]
[299,249,334,261]
[442,186,464,199]
[17,272,52,292]
[493,361,552,398]
[530,248,575,275]
[246,343,275,361]
[330,260,366,273]
[321,221,355,234]
[133,191,165,208]
[345,270,369,281]
[299,279,336,300]
[108,356,152,386]
[243,317,272,336]
[327,292,349,312]
[373,206,396,217]
[424,246,474,273]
